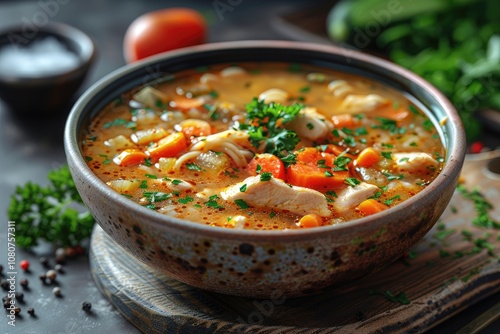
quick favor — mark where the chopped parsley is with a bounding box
[457,184,500,229]
[345,177,360,187]
[239,184,247,192]
[145,174,157,179]
[98,154,110,165]
[299,86,311,93]
[103,118,136,129]
[260,172,273,181]
[178,196,194,204]
[143,158,152,166]
[422,119,434,131]
[381,152,393,160]
[186,162,202,171]
[139,180,148,189]
[384,195,400,205]
[239,98,302,161]
[209,90,219,98]
[205,195,224,209]
[306,123,314,130]
[408,105,420,115]
[143,191,171,203]
[171,179,182,185]
[234,199,249,209]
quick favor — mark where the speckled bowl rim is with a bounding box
[65,40,466,242]
[0,21,96,83]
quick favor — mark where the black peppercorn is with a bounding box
[15,292,24,303]
[54,264,64,274]
[1,295,8,303]
[20,279,29,289]
[1,280,8,290]
[82,301,92,312]
[27,307,35,316]
[13,306,21,314]
[39,257,50,268]
[39,274,47,284]
[3,301,9,309]
[355,311,365,321]
[0,264,3,275]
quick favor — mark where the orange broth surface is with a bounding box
[81,63,445,230]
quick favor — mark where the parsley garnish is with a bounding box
[234,199,249,209]
[143,191,171,203]
[260,172,273,181]
[381,152,393,160]
[7,165,95,250]
[240,184,247,192]
[178,196,194,204]
[205,195,224,209]
[384,195,401,205]
[457,184,500,229]
[144,158,152,166]
[345,177,360,187]
[299,86,311,93]
[239,98,302,161]
[171,179,182,185]
[186,162,202,171]
[145,174,157,179]
[139,180,148,188]
[103,118,136,129]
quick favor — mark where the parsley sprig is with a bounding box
[239,98,302,163]
[7,165,95,250]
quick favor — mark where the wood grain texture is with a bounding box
[90,152,500,334]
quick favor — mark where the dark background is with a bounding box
[0,0,498,333]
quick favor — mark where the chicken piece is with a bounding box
[333,182,378,212]
[393,152,439,173]
[287,107,333,140]
[220,176,330,217]
[340,94,388,113]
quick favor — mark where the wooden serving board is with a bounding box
[90,151,500,334]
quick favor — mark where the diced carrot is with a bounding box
[298,214,322,228]
[147,132,187,160]
[357,199,387,216]
[376,105,410,123]
[331,114,355,128]
[113,149,148,166]
[246,153,286,180]
[172,96,203,110]
[355,147,380,168]
[286,148,348,190]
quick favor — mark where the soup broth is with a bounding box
[81,63,445,230]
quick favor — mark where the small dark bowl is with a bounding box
[65,41,466,298]
[0,22,96,114]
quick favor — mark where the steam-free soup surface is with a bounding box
[81,63,445,230]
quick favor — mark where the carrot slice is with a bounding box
[147,132,187,160]
[247,153,286,180]
[298,214,322,228]
[113,149,148,166]
[286,148,348,190]
[331,114,355,128]
[355,147,380,168]
[357,199,387,216]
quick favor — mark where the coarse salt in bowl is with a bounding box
[0,22,96,114]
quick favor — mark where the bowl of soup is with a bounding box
[65,41,466,298]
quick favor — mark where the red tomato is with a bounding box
[124,8,207,63]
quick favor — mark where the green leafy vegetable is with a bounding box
[7,165,95,250]
[239,98,302,160]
